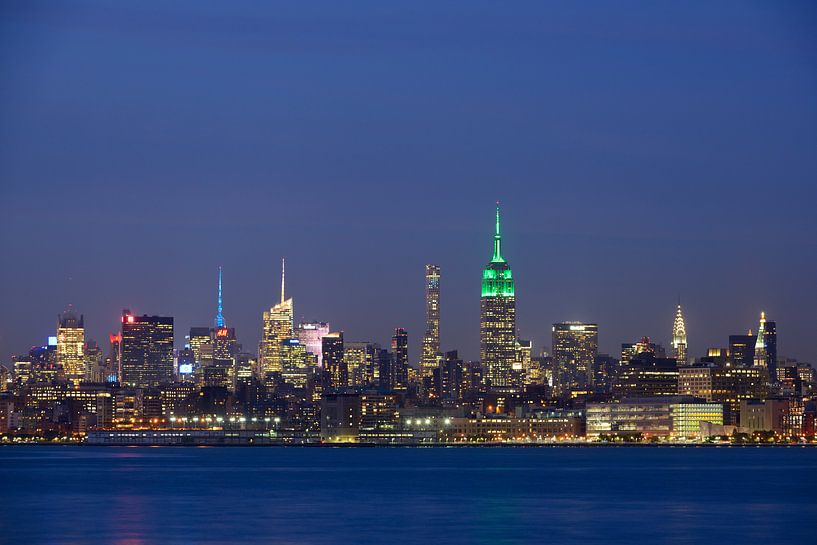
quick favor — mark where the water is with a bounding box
[1,446,815,544]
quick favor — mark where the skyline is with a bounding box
[0,204,806,366]
[1,2,816,363]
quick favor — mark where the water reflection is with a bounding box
[1,447,815,544]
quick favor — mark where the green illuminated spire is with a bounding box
[481,203,514,297]
[492,203,505,263]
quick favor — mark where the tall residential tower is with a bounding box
[421,264,441,379]
[480,205,516,390]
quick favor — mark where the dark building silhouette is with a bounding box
[120,310,174,388]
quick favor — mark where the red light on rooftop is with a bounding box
[127,315,135,323]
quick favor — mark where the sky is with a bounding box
[1,1,816,365]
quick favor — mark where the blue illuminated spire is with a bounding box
[215,266,225,328]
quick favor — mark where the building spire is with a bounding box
[754,310,768,368]
[672,302,687,364]
[215,266,225,328]
[280,257,286,304]
[492,202,504,263]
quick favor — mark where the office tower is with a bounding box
[107,333,122,382]
[56,308,85,387]
[552,322,598,394]
[678,364,767,425]
[391,328,409,390]
[421,264,441,379]
[515,339,532,387]
[753,312,777,381]
[612,351,678,399]
[212,327,238,367]
[177,348,196,381]
[729,332,755,367]
[435,350,463,401]
[593,354,619,394]
[322,332,345,388]
[671,303,688,365]
[120,310,174,388]
[281,338,308,388]
[296,322,330,367]
[260,258,293,376]
[209,265,238,367]
[480,205,516,390]
[188,327,212,367]
[344,341,374,387]
[233,352,257,387]
[83,340,104,382]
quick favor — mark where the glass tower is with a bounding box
[552,322,598,394]
[260,258,293,376]
[480,205,516,389]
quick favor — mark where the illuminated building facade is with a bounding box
[421,264,441,379]
[188,327,212,368]
[83,340,104,382]
[612,352,678,399]
[552,322,598,395]
[480,206,516,390]
[620,337,665,364]
[671,403,723,438]
[260,259,293,376]
[390,328,409,390]
[108,333,122,382]
[212,327,238,368]
[296,322,330,367]
[514,339,532,387]
[120,310,174,388]
[56,309,85,387]
[322,332,345,388]
[671,303,688,365]
[678,364,767,425]
[343,341,371,387]
[753,312,777,382]
[281,338,308,388]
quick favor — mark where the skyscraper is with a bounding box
[280,338,308,388]
[260,258,293,377]
[672,303,688,365]
[480,205,516,390]
[296,322,330,367]
[729,332,755,367]
[754,312,777,382]
[120,310,174,388]
[56,308,85,387]
[421,264,441,379]
[322,332,345,388]
[391,327,409,390]
[552,322,598,394]
[188,327,212,367]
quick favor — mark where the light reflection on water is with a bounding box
[1,447,815,545]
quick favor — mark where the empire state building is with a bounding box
[480,205,516,390]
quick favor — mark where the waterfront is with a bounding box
[1,447,816,544]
